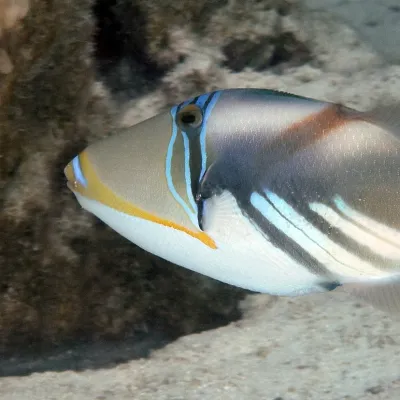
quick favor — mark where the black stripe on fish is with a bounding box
[236,190,335,278]
[188,92,219,197]
[331,198,400,249]
[280,180,392,268]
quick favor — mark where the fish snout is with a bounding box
[64,151,92,196]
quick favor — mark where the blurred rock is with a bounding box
[94,0,312,101]
[161,53,225,106]
[0,0,245,353]
[95,0,381,105]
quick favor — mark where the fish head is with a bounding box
[64,93,225,257]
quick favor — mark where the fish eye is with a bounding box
[176,104,203,130]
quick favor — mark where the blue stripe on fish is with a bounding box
[166,106,199,228]
[309,200,400,261]
[250,190,382,277]
[198,91,221,183]
[166,91,221,227]
[251,191,336,267]
[333,196,354,218]
[265,190,330,252]
[195,93,212,108]
[72,156,88,187]
[247,191,328,276]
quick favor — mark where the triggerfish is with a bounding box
[65,88,400,313]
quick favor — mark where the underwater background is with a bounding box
[0,0,399,398]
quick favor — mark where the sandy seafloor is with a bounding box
[1,0,400,399]
[1,293,400,400]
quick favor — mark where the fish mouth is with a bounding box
[64,153,88,194]
[64,160,77,192]
[64,160,76,192]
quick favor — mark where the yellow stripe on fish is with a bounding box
[65,151,217,249]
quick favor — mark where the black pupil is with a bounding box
[180,112,197,124]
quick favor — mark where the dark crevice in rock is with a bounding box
[92,0,167,99]
[222,33,312,72]
[0,331,172,377]
[92,0,124,65]
[50,139,88,194]
[222,37,275,72]
[269,32,312,68]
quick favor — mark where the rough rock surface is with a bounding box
[305,0,400,63]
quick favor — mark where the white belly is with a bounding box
[73,191,324,296]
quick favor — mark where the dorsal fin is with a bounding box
[356,103,400,140]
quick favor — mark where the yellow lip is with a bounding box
[64,163,77,192]
[64,151,217,249]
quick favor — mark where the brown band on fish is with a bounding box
[282,104,352,148]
